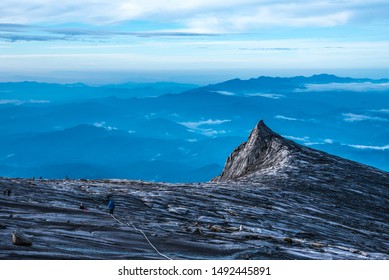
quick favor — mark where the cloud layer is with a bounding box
[1,1,389,76]
[180,118,230,137]
[304,82,389,92]
[1,0,389,31]
[348,144,389,151]
[342,113,389,122]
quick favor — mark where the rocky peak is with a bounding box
[213,120,293,181]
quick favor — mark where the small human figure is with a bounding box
[3,189,7,196]
[79,203,87,210]
[108,200,115,215]
[7,189,11,196]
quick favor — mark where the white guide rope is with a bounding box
[109,214,173,260]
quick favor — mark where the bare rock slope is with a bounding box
[1,121,388,259]
[213,120,293,181]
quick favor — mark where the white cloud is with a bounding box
[303,82,389,92]
[180,119,230,130]
[201,129,227,137]
[1,1,389,74]
[275,115,303,121]
[0,0,260,25]
[0,99,50,105]
[305,142,323,146]
[249,93,285,99]
[93,122,105,128]
[342,113,388,122]
[1,0,388,31]
[179,118,230,137]
[184,4,352,33]
[92,121,118,131]
[283,135,310,142]
[2,39,389,73]
[283,135,338,146]
[0,99,23,105]
[370,109,389,114]
[348,144,389,151]
[214,91,235,96]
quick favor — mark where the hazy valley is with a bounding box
[0,74,388,182]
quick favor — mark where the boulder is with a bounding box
[12,230,32,246]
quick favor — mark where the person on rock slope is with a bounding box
[108,199,115,215]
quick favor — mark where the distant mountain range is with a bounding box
[0,74,388,182]
[0,81,197,103]
[205,74,389,94]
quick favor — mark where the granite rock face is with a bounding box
[214,120,389,186]
[213,120,292,181]
[0,121,388,260]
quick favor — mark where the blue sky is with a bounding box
[1,0,389,83]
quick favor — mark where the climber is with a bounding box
[108,199,115,215]
[79,203,87,210]
[3,189,7,196]
[7,189,11,196]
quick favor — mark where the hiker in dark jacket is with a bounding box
[108,200,115,215]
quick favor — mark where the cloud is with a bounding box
[0,1,257,26]
[342,113,388,122]
[0,33,65,42]
[92,121,118,131]
[1,0,388,31]
[180,118,230,137]
[1,1,389,72]
[184,4,351,33]
[0,23,29,31]
[239,47,297,51]
[214,91,235,96]
[4,29,221,43]
[180,119,230,130]
[249,93,285,99]
[303,82,389,92]
[347,144,389,151]
[49,28,219,37]
[370,109,389,114]
[275,115,303,121]
[282,134,388,151]
[0,27,217,42]
[201,129,227,137]
[284,135,337,146]
[0,23,62,42]
[0,99,50,105]
[283,135,310,142]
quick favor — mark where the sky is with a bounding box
[0,0,389,84]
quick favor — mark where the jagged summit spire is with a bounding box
[251,120,281,141]
[213,120,291,182]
